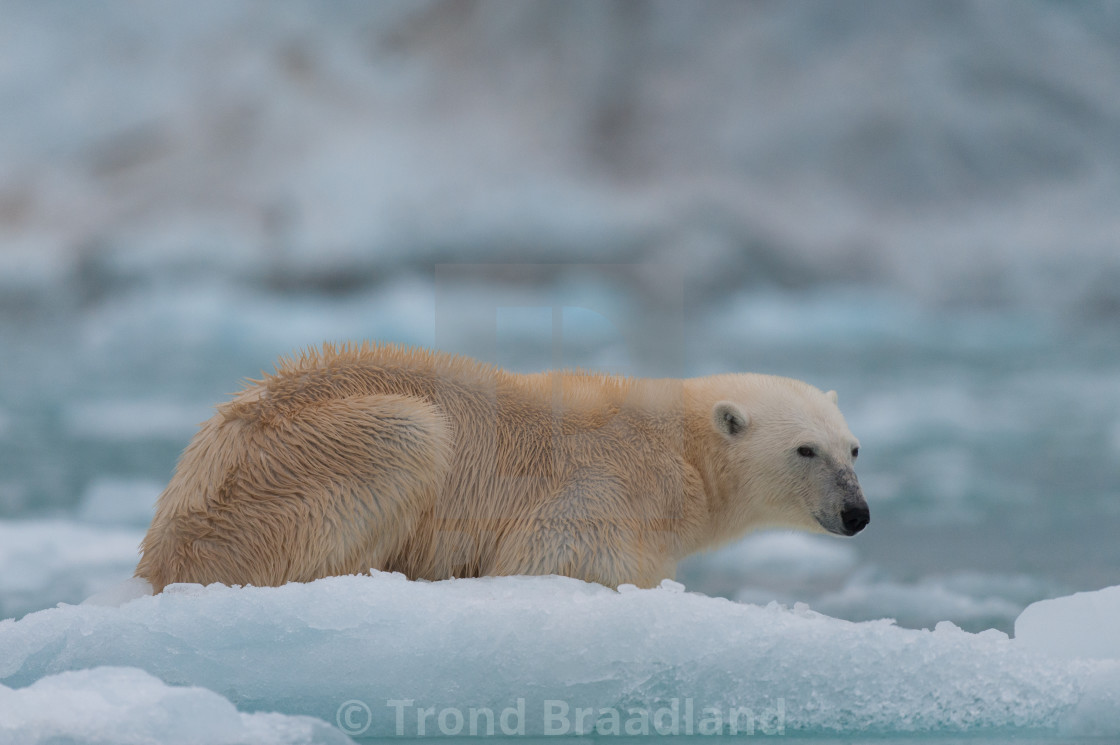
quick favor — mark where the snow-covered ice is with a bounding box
[0,572,1117,739]
[1014,587,1120,738]
[1015,585,1120,661]
[0,666,351,745]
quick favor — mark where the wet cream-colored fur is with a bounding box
[137,343,865,592]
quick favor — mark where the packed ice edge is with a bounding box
[0,572,1117,742]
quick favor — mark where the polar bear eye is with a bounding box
[851,446,860,459]
[797,446,816,458]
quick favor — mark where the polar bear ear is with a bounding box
[826,390,839,405]
[713,401,749,438]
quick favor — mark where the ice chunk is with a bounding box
[1015,585,1120,660]
[808,572,1026,631]
[0,666,352,744]
[81,577,153,608]
[1013,586,1120,737]
[687,530,1058,634]
[0,519,144,620]
[0,572,1112,736]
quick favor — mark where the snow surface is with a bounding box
[1013,587,1120,738]
[1016,585,1120,661]
[1,573,1118,740]
[0,666,350,745]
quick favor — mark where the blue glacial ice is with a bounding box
[1,572,1118,742]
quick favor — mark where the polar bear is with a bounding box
[136,343,867,592]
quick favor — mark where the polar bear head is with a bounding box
[706,375,868,539]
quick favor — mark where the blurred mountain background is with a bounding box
[4,0,1120,307]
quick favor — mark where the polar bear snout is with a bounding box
[836,466,869,535]
[820,493,869,537]
[815,466,869,536]
[840,503,870,535]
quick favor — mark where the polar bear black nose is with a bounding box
[841,505,870,535]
